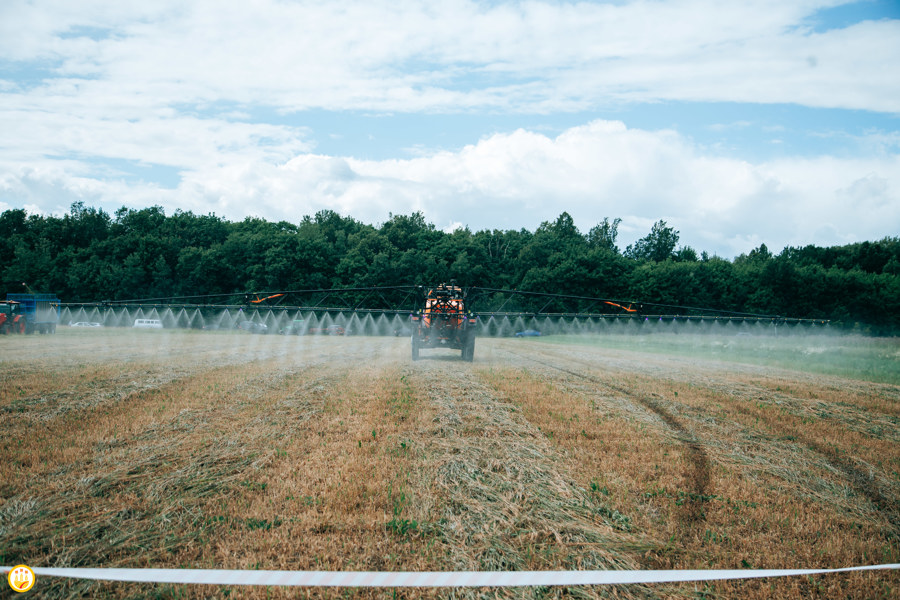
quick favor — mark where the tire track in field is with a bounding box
[502,348,712,525]
[511,344,899,537]
[721,396,900,535]
[540,346,900,535]
[697,381,900,536]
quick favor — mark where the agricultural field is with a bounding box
[1,329,898,599]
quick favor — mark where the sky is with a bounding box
[1,0,898,259]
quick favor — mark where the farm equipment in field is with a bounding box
[5,293,61,334]
[0,299,25,334]
[411,282,477,361]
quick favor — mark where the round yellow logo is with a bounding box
[8,565,35,593]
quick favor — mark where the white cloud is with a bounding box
[1,0,897,113]
[0,0,898,259]
[5,119,896,258]
[0,98,313,174]
[342,121,899,256]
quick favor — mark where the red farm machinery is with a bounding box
[410,282,477,361]
[1,293,60,334]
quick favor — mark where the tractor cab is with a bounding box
[421,283,465,325]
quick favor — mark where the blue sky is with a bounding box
[1,0,898,258]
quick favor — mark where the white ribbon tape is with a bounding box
[2,564,898,587]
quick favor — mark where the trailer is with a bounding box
[6,293,60,334]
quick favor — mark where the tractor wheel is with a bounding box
[411,334,420,361]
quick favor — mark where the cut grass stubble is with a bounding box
[1,332,898,599]
[482,339,900,599]
[1,335,442,598]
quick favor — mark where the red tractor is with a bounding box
[411,282,477,361]
[0,300,25,334]
[4,293,60,334]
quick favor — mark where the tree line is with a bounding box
[1,202,898,333]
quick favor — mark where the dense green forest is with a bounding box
[1,202,899,333]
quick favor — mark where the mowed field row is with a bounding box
[1,330,898,599]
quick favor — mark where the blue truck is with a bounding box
[5,293,60,334]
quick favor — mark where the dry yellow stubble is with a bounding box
[477,338,899,599]
[1,331,897,599]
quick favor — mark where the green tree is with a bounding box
[587,217,622,253]
[380,212,437,252]
[2,204,899,334]
[624,220,680,262]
